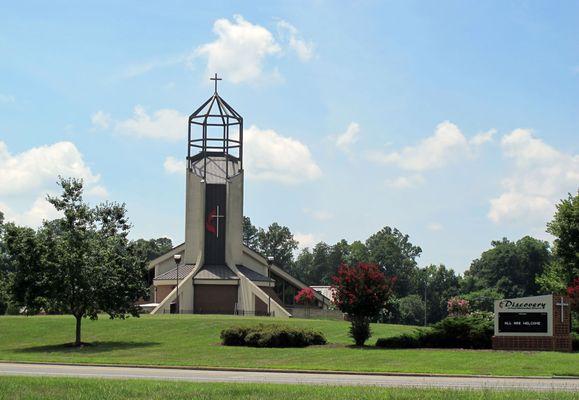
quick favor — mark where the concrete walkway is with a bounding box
[0,362,577,392]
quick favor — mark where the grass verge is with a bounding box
[0,377,576,400]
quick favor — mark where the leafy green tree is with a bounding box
[366,227,422,296]
[6,177,148,346]
[465,236,551,298]
[242,216,260,249]
[537,191,579,291]
[130,238,173,262]
[417,264,460,323]
[398,294,425,325]
[290,247,315,284]
[461,288,503,312]
[257,222,298,270]
[343,240,369,266]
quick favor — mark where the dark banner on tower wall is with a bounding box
[204,184,226,265]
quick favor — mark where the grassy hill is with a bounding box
[0,314,577,377]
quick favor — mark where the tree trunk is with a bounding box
[74,314,82,347]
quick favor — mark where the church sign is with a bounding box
[492,294,572,352]
[494,295,552,336]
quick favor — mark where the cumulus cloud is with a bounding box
[470,129,496,146]
[195,15,281,84]
[333,122,360,152]
[303,207,333,221]
[1,196,62,227]
[0,141,101,196]
[385,174,424,189]
[0,141,106,227]
[369,122,494,188]
[488,129,579,223]
[114,106,186,141]
[367,121,475,171]
[277,20,315,62]
[91,111,111,129]
[164,156,186,174]
[244,125,322,184]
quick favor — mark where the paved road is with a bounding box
[0,362,577,392]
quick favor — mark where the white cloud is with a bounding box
[0,141,101,196]
[115,106,186,141]
[164,156,186,174]
[91,111,112,129]
[195,15,281,84]
[488,129,579,223]
[427,222,444,231]
[1,196,62,227]
[333,122,360,152]
[86,185,109,198]
[367,121,469,171]
[277,20,315,62]
[470,129,496,146]
[0,94,15,104]
[303,207,333,221]
[294,232,317,249]
[0,141,106,228]
[244,125,322,184]
[385,174,424,189]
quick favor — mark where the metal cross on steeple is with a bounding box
[210,73,222,93]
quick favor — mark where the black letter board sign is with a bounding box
[497,312,548,333]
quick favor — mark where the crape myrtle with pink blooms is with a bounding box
[331,262,396,346]
[447,296,470,317]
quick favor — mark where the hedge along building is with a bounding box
[149,75,329,317]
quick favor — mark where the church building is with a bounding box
[148,75,329,317]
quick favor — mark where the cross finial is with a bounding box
[210,73,222,93]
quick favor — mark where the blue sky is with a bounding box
[1,1,578,273]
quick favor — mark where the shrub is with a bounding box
[376,312,494,349]
[220,324,327,348]
[376,333,420,348]
[447,296,469,317]
[572,332,579,352]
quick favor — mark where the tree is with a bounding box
[464,236,550,298]
[539,191,579,290]
[257,223,298,269]
[7,177,148,346]
[130,238,173,262]
[332,262,395,346]
[398,295,425,325]
[415,264,460,323]
[366,227,422,296]
[242,216,260,249]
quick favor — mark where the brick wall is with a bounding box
[492,295,572,352]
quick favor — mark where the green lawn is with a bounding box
[0,377,576,400]
[0,315,577,377]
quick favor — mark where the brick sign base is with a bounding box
[492,295,572,352]
[492,335,572,352]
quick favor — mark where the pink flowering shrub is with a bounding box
[447,296,469,317]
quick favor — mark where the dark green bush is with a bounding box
[376,333,420,348]
[220,324,327,348]
[376,312,494,349]
[572,332,579,352]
